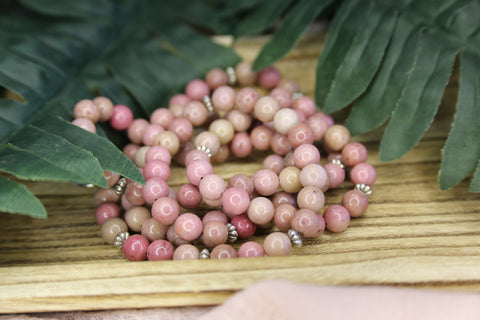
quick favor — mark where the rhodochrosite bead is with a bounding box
[123,234,149,261]
[222,187,250,216]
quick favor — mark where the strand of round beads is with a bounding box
[73,61,376,261]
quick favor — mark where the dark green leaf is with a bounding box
[0,175,46,218]
[470,161,480,192]
[439,51,480,190]
[253,0,334,70]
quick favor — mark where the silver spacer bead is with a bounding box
[203,95,214,112]
[200,248,210,259]
[288,229,303,247]
[113,231,129,249]
[331,158,345,169]
[292,92,303,100]
[197,145,212,158]
[354,183,373,197]
[226,223,238,243]
[226,66,236,85]
[113,176,128,196]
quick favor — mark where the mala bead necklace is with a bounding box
[72,62,376,261]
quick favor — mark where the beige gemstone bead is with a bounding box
[134,146,151,168]
[101,218,128,244]
[263,232,291,256]
[324,125,351,152]
[273,108,300,135]
[194,131,221,156]
[279,166,302,193]
[254,96,280,122]
[227,110,252,132]
[155,131,180,156]
[93,96,114,122]
[209,119,235,144]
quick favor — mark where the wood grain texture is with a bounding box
[1,32,479,314]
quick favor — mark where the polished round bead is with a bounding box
[324,125,351,152]
[350,163,377,186]
[206,68,229,89]
[173,244,200,260]
[142,124,164,146]
[150,108,174,128]
[127,119,149,144]
[166,225,190,247]
[186,159,213,186]
[212,85,235,112]
[273,204,296,231]
[292,96,316,118]
[199,174,226,201]
[101,218,128,244]
[235,87,258,113]
[176,184,202,210]
[342,189,369,218]
[134,146,150,168]
[231,213,257,239]
[94,188,120,206]
[95,202,121,225]
[254,96,280,122]
[291,208,321,238]
[342,142,368,167]
[201,221,228,248]
[258,66,281,89]
[222,187,250,216]
[209,119,235,145]
[146,240,174,261]
[238,241,265,258]
[227,110,252,132]
[169,103,184,118]
[143,160,170,181]
[175,213,203,242]
[74,99,100,123]
[185,149,211,167]
[185,79,210,101]
[145,146,171,165]
[194,131,221,156]
[123,234,149,261]
[263,154,285,175]
[273,108,300,136]
[235,62,257,86]
[323,162,345,189]
[247,196,275,225]
[123,144,141,162]
[210,244,237,259]
[122,193,136,210]
[93,96,114,122]
[297,186,325,212]
[72,118,96,133]
[293,144,320,169]
[152,196,180,225]
[227,174,254,195]
[141,217,168,242]
[202,210,228,225]
[155,131,180,156]
[110,105,133,130]
[271,132,292,156]
[270,87,293,109]
[324,205,351,232]
[263,232,291,256]
[142,177,169,204]
[253,169,279,196]
[104,171,120,188]
[279,166,302,194]
[167,117,193,143]
[183,101,208,126]
[124,206,151,232]
[288,124,314,148]
[169,94,190,107]
[211,144,230,163]
[125,181,145,206]
[300,164,330,192]
[250,125,273,151]
[307,114,329,141]
[203,197,223,208]
[230,132,252,158]
[271,191,297,207]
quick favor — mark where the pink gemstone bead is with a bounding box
[235,87,258,113]
[292,96,316,118]
[102,172,119,190]
[125,182,145,206]
[152,196,180,225]
[201,221,228,248]
[176,184,202,210]
[173,244,200,260]
[150,108,174,128]
[247,196,275,225]
[168,117,194,143]
[120,194,134,211]
[93,96,114,122]
[291,208,321,238]
[123,143,141,162]
[206,68,229,89]
[145,146,171,165]
[273,203,296,231]
[185,79,210,101]
[95,202,121,225]
[74,99,100,123]
[288,124,314,148]
[327,152,343,163]
[210,244,237,259]
[231,213,257,239]
[341,142,368,167]
[147,239,174,261]
[127,119,149,144]
[271,191,297,207]
[212,85,235,112]
[169,94,190,107]
[227,174,254,195]
[263,232,291,256]
[263,154,285,175]
[110,105,133,130]
[183,101,208,126]
[185,149,211,167]
[142,177,169,204]
[227,110,252,132]
[324,162,345,188]
[174,213,203,241]
[271,132,292,156]
[202,210,228,225]
[253,169,279,196]
[230,132,252,158]
[142,124,164,146]
[186,159,213,186]
[194,131,221,156]
[123,234,149,261]
[350,163,377,186]
[258,66,281,89]
[297,186,325,212]
[300,164,330,192]
[167,225,190,247]
[254,96,280,122]
[141,217,168,242]
[324,205,351,232]
[199,174,226,201]
[72,118,96,133]
[222,187,250,216]
[169,103,184,118]
[270,87,293,109]
[238,241,265,258]
[293,144,321,169]
[307,114,329,141]
[143,160,171,181]
[342,190,369,218]
[250,125,273,151]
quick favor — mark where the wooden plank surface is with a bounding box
[1,32,480,314]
